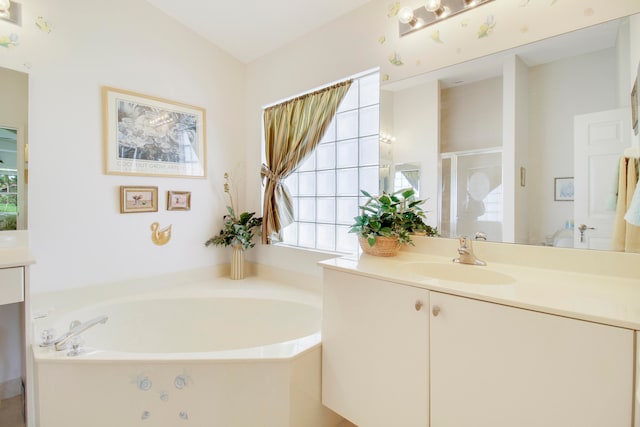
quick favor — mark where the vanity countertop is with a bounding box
[319,250,640,330]
[0,231,35,268]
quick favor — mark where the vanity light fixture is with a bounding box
[380,132,396,144]
[0,0,9,16]
[0,0,21,25]
[398,0,494,37]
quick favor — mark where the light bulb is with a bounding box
[425,0,442,12]
[398,7,415,25]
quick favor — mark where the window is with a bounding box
[0,172,18,230]
[280,70,380,253]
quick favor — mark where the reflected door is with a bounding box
[574,109,630,250]
[440,149,503,241]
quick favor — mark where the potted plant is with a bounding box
[349,188,437,256]
[205,173,262,279]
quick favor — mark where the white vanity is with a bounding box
[320,238,640,427]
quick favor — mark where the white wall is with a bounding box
[0,0,246,293]
[392,81,440,227]
[503,55,529,245]
[441,78,503,153]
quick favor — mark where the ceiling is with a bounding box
[145,0,373,64]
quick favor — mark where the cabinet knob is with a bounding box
[432,306,441,317]
[415,301,423,311]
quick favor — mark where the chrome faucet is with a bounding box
[41,315,109,351]
[453,236,486,266]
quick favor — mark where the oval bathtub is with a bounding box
[59,296,321,357]
[32,276,341,427]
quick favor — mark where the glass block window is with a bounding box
[279,70,380,253]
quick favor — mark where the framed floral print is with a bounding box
[103,86,206,178]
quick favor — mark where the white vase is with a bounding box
[230,245,245,280]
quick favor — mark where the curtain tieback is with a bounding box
[261,164,283,184]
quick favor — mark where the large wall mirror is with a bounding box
[381,13,639,252]
[0,66,29,231]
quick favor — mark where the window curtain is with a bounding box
[261,79,352,244]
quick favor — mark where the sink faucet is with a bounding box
[41,315,109,351]
[453,236,486,266]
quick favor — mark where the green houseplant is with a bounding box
[349,188,437,256]
[205,173,262,279]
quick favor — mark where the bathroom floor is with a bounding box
[0,395,24,427]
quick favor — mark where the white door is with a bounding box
[574,109,630,249]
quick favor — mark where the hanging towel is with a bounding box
[605,159,620,211]
[612,157,640,252]
[624,160,640,226]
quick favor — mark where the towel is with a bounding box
[605,159,620,211]
[612,157,640,252]
[624,160,640,226]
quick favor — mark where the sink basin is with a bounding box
[404,262,516,285]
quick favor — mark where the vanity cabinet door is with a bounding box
[0,266,24,305]
[430,291,634,427]
[322,269,429,427]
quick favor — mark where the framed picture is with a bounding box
[103,86,206,178]
[120,186,158,213]
[554,177,574,201]
[167,191,191,211]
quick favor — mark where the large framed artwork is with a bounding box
[103,86,206,178]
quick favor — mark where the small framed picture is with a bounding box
[554,177,574,201]
[120,186,158,213]
[167,191,191,211]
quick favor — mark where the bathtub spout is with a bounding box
[53,315,109,351]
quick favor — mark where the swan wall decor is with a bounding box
[150,222,172,246]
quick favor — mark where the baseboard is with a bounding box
[0,377,22,400]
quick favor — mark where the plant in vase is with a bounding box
[205,173,262,279]
[349,188,438,257]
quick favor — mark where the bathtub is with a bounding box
[32,275,342,427]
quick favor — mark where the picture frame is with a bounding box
[167,191,191,211]
[120,186,158,213]
[554,177,574,201]
[103,86,207,178]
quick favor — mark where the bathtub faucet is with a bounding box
[42,315,109,351]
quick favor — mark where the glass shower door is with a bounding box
[440,149,503,242]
